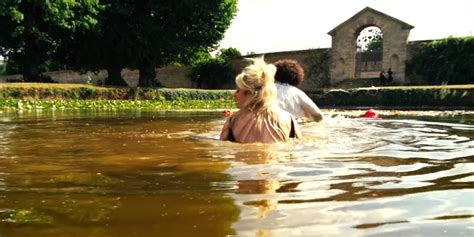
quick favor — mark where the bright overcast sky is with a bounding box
[219,0,474,54]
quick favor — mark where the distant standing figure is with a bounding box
[379,70,386,86]
[273,59,323,122]
[387,68,393,84]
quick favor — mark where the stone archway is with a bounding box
[328,7,413,85]
[355,25,383,79]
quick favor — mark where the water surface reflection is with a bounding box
[0,110,472,236]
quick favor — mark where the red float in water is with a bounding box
[222,109,232,117]
[363,109,378,118]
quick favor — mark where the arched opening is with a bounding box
[354,26,383,79]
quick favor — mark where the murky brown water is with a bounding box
[0,110,473,237]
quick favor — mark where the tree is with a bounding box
[357,26,383,52]
[190,47,241,89]
[61,0,237,87]
[57,1,135,86]
[366,36,383,52]
[408,36,474,84]
[131,0,238,87]
[185,48,213,66]
[217,47,241,61]
[0,1,103,82]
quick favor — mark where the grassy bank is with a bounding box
[0,83,235,111]
[0,83,233,100]
[308,84,474,109]
[1,83,473,111]
[0,99,235,111]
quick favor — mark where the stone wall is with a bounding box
[155,65,194,88]
[0,42,429,90]
[0,65,195,88]
[240,48,331,91]
[111,65,194,88]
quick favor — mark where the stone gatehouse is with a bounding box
[249,7,417,90]
[327,7,413,85]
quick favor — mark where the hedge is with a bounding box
[1,83,473,110]
[308,85,474,108]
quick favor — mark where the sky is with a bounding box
[1,0,472,62]
[219,0,474,54]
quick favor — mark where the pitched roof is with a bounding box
[328,7,414,36]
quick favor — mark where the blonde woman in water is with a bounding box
[220,58,301,143]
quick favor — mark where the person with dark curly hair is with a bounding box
[274,59,323,122]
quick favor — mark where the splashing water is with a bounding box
[0,110,472,237]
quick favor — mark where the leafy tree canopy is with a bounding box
[190,47,241,89]
[217,47,242,61]
[130,0,238,87]
[64,0,238,87]
[366,37,383,52]
[357,26,383,52]
[0,0,104,81]
[408,36,474,85]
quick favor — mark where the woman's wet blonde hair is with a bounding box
[235,57,277,115]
